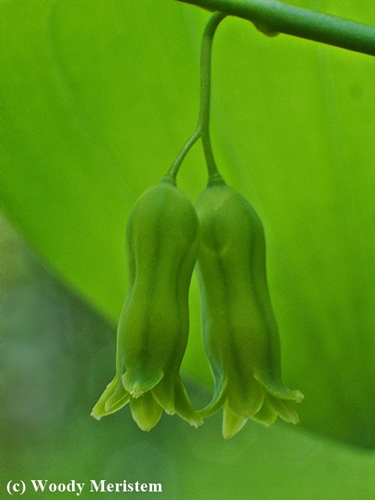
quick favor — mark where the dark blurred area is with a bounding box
[0,212,115,461]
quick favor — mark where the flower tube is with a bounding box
[195,175,303,438]
[91,176,202,430]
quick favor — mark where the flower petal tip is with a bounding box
[129,391,164,431]
[222,405,248,438]
[294,390,304,403]
[164,408,176,416]
[190,417,204,429]
[135,422,158,432]
[90,411,102,421]
[122,371,163,400]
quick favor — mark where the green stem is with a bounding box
[167,129,201,179]
[167,12,225,179]
[177,0,375,57]
[199,12,226,177]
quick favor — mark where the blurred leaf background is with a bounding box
[1,0,375,498]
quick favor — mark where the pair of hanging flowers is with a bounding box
[91,12,303,437]
[91,173,303,438]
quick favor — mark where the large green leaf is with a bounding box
[2,0,375,496]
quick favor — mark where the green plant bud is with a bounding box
[91,176,202,430]
[195,175,303,438]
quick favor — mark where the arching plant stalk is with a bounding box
[167,12,226,179]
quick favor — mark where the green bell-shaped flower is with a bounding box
[91,176,202,430]
[195,175,303,438]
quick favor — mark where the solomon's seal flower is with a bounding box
[195,175,303,438]
[91,176,202,430]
